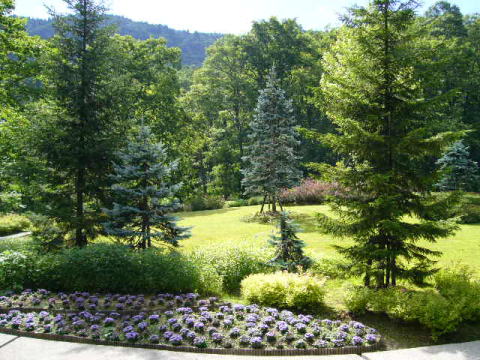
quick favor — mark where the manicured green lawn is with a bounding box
[178,204,480,274]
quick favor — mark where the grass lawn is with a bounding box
[178,204,480,274]
[178,204,480,349]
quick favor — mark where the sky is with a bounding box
[14,0,480,34]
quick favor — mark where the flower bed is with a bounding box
[0,290,381,354]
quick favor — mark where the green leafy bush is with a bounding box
[188,244,272,294]
[345,267,480,339]
[0,244,223,295]
[241,271,326,311]
[0,214,31,236]
[309,256,353,279]
[185,195,225,211]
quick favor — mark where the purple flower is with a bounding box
[123,325,134,333]
[305,333,315,342]
[90,325,100,332]
[137,321,148,331]
[266,331,276,342]
[332,339,345,347]
[239,335,250,345]
[169,334,183,346]
[352,336,364,346]
[194,322,205,332]
[149,335,160,344]
[314,340,328,348]
[43,324,52,333]
[366,334,378,344]
[125,331,139,342]
[233,304,245,312]
[277,321,289,333]
[250,336,263,349]
[211,332,224,343]
[103,317,115,326]
[229,327,241,338]
[263,316,275,325]
[340,324,350,332]
[295,323,307,334]
[193,336,207,348]
[163,331,174,340]
[245,322,256,329]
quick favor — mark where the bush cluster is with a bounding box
[227,196,264,208]
[279,180,341,205]
[241,272,326,312]
[0,243,274,296]
[0,214,31,236]
[188,244,273,294]
[345,267,480,339]
[184,195,225,211]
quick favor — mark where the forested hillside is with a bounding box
[25,15,223,66]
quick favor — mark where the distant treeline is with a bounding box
[25,15,223,66]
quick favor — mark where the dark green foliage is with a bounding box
[242,69,302,213]
[436,141,479,191]
[25,15,222,66]
[269,212,312,272]
[103,126,189,249]
[184,194,225,211]
[316,0,463,288]
[39,0,128,246]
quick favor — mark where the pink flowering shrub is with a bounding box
[279,180,342,205]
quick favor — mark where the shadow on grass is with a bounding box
[178,207,240,219]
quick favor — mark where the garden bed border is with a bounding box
[0,327,382,356]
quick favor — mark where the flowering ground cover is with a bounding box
[0,289,380,351]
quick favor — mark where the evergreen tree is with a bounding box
[315,0,463,287]
[436,141,479,191]
[103,126,189,249]
[40,0,128,246]
[269,212,311,272]
[242,69,302,213]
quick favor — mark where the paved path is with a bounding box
[1,335,479,360]
[0,232,31,241]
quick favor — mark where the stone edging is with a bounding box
[0,328,383,356]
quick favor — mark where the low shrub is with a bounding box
[0,244,222,295]
[0,214,31,236]
[185,195,225,211]
[226,199,248,208]
[241,272,326,311]
[279,180,341,205]
[188,244,273,294]
[345,267,480,339]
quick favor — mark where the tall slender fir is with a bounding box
[103,126,189,249]
[315,0,463,287]
[242,68,302,213]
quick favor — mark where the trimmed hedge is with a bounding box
[241,272,326,311]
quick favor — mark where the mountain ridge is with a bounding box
[25,15,224,66]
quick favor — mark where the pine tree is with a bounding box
[242,68,302,213]
[436,141,479,191]
[269,212,312,272]
[103,126,189,249]
[315,0,463,287]
[44,0,124,246]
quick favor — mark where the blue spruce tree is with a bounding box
[242,68,302,213]
[436,141,479,191]
[103,126,189,249]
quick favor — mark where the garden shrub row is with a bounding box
[0,214,31,236]
[345,267,480,339]
[241,272,326,312]
[184,195,225,211]
[0,243,272,296]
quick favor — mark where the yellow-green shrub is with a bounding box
[241,271,326,311]
[0,214,31,236]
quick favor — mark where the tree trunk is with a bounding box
[75,168,87,247]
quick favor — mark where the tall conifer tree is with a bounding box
[43,0,125,246]
[242,69,302,213]
[316,0,462,287]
